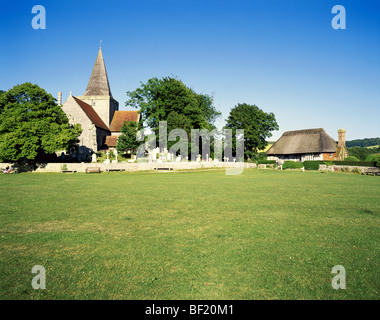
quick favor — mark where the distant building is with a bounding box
[61,46,140,154]
[266,128,348,162]
[105,111,141,149]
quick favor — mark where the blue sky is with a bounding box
[1,0,379,141]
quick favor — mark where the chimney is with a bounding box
[338,128,346,147]
[58,92,62,105]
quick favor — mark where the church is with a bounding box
[61,46,140,155]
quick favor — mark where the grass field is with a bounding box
[0,169,379,300]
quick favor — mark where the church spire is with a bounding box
[83,46,112,97]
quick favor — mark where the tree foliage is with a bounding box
[126,76,221,139]
[0,83,82,163]
[348,146,380,161]
[346,137,380,148]
[225,103,279,159]
[116,120,142,154]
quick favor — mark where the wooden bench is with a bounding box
[85,167,101,173]
[154,167,173,171]
[365,168,380,176]
[106,169,126,172]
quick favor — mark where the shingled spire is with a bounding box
[83,46,112,97]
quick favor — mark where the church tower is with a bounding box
[76,46,119,127]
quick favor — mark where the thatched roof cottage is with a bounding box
[266,128,348,162]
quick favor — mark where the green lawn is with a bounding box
[0,169,379,300]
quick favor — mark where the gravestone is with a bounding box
[104,150,110,163]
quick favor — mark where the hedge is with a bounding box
[344,156,360,162]
[330,161,376,167]
[257,160,276,164]
[282,161,304,169]
[304,161,320,170]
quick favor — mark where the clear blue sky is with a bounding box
[1,0,379,141]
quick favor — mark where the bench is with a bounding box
[106,169,126,172]
[61,170,77,173]
[365,168,380,176]
[154,167,173,171]
[85,167,101,173]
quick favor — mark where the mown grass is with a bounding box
[0,169,379,300]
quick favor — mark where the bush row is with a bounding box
[303,161,320,170]
[330,161,376,167]
[257,160,277,164]
[282,161,304,169]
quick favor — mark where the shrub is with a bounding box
[282,161,304,169]
[344,156,360,162]
[365,154,380,162]
[257,160,276,165]
[250,152,267,162]
[304,161,320,170]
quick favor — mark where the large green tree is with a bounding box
[0,83,82,163]
[125,76,221,151]
[116,120,142,155]
[225,103,279,159]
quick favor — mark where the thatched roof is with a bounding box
[266,128,337,155]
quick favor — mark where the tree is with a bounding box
[125,76,221,151]
[344,156,360,162]
[348,146,380,161]
[116,120,142,155]
[0,83,82,163]
[225,103,279,160]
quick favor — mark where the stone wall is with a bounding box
[319,164,379,174]
[1,162,257,173]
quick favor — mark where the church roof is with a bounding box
[105,136,118,147]
[110,111,140,132]
[82,47,112,97]
[72,96,110,131]
[266,128,337,155]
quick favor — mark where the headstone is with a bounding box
[91,153,97,163]
[196,155,201,162]
[176,155,181,162]
[114,149,118,162]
